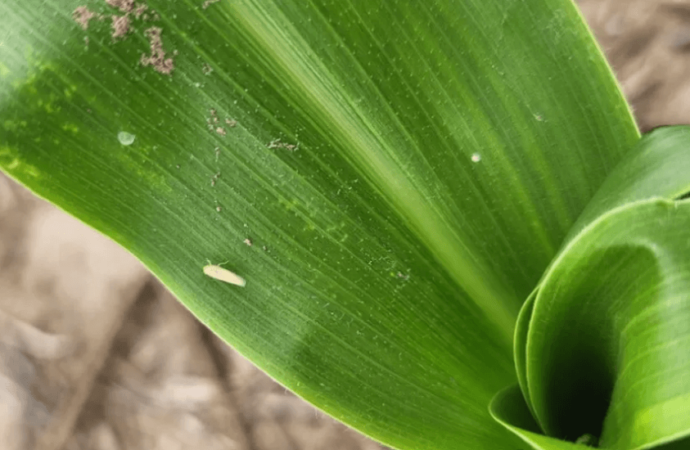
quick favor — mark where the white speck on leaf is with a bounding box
[202,0,220,9]
[471,153,481,163]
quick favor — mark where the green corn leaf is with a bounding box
[491,385,592,450]
[0,0,641,449]
[497,128,690,448]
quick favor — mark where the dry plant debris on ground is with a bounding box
[578,0,690,132]
[2,1,690,449]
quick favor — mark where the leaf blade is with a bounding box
[514,127,690,447]
[0,0,639,448]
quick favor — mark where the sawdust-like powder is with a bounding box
[73,1,173,74]
[140,27,175,75]
[267,138,298,151]
[134,3,148,18]
[106,0,134,13]
[73,6,96,30]
[111,14,132,39]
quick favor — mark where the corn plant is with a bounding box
[2,0,689,448]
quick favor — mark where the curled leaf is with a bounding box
[495,127,690,449]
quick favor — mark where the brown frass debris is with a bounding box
[106,0,135,13]
[73,6,96,30]
[140,27,175,75]
[267,138,298,151]
[111,14,132,39]
[134,3,148,18]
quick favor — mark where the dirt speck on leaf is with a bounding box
[243,238,252,247]
[73,6,96,30]
[111,14,132,39]
[140,27,175,75]
[225,119,237,128]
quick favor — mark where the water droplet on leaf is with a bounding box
[117,131,136,146]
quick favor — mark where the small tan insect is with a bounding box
[203,265,246,287]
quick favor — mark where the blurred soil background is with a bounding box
[0,1,687,449]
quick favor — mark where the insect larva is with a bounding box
[203,265,246,287]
